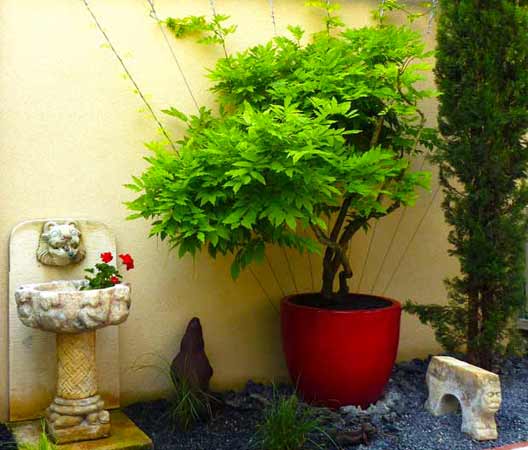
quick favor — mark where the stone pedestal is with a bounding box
[46,331,110,443]
[14,279,131,443]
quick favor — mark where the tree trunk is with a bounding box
[321,258,337,300]
[478,289,495,371]
[466,289,480,366]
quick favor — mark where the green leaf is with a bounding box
[162,107,189,122]
[230,261,241,279]
[287,25,305,42]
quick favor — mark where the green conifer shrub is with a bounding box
[406,0,528,369]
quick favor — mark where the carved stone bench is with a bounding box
[425,356,501,441]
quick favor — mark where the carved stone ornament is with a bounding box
[15,280,131,443]
[36,220,86,266]
[425,356,502,441]
[15,280,131,334]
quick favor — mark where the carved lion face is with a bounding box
[37,221,86,266]
[480,385,501,412]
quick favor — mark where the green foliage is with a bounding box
[305,0,345,32]
[128,3,436,299]
[165,14,236,56]
[371,0,428,25]
[82,262,122,290]
[252,393,326,450]
[81,253,133,290]
[169,374,213,431]
[132,354,214,431]
[406,0,528,369]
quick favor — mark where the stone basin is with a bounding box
[15,280,131,334]
[14,280,132,444]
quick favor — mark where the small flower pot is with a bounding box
[280,293,401,408]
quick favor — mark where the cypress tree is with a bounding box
[406,0,528,369]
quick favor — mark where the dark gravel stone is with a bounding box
[125,398,262,450]
[0,423,16,449]
[2,356,527,449]
[361,355,528,450]
[124,356,528,450]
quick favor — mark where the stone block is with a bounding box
[9,410,153,450]
[425,356,501,441]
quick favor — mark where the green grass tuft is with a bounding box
[169,374,214,431]
[252,392,329,450]
[19,421,56,450]
[131,352,214,431]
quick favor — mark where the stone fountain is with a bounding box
[8,219,137,446]
[15,280,131,443]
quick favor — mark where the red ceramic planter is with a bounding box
[280,293,402,409]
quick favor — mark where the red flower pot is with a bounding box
[280,293,402,409]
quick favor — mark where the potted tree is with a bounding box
[127,2,436,407]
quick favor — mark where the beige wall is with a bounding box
[0,0,456,422]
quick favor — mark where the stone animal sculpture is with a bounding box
[425,356,501,440]
[37,220,86,266]
[171,317,213,391]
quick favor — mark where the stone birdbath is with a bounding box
[14,279,131,444]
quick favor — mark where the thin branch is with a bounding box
[307,249,316,291]
[265,252,286,297]
[324,0,332,34]
[439,166,464,196]
[249,267,279,313]
[370,153,430,293]
[311,224,352,285]
[282,247,299,294]
[146,0,200,112]
[382,184,441,295]
[428,0,438,33]
[269,0,278,35]
[357,221,378,292]
[320,198,351,293]
[379,0,386,20]
[330,197,352,242]
[80,0,177,152]
[370,116,385,148]
[370,207,408,293]
[310,224,334,247]
[397,58,426,154]
[208,0,229,58]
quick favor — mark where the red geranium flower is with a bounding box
[119,253,134,271]
[100,252,113,263]
[110,276,120,285]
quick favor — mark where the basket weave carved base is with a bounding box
[45,331,110,444]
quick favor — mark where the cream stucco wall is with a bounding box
[0,0,456,422]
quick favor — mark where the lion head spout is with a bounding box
[37,221,86,266]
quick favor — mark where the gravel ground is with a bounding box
[1,356,527,449]
[360,356,528,450]
[0,423,16,449]
[124,356,528,450]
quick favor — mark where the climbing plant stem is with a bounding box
[80,0,177,152]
